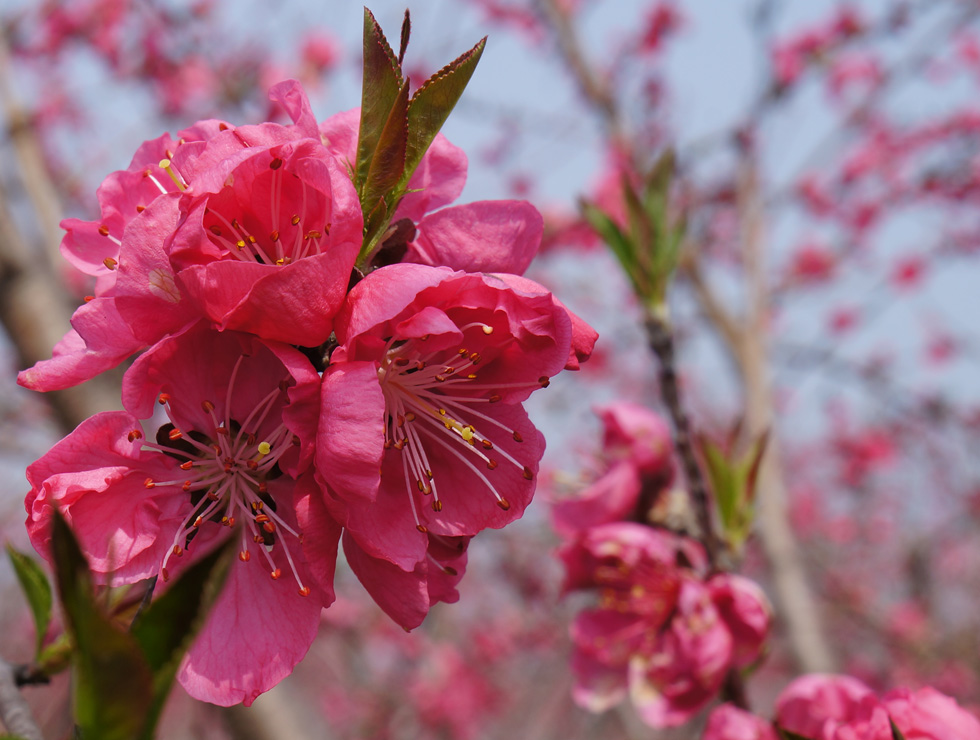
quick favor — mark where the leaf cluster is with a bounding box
[580,150,685,316]
[354,8,485,269]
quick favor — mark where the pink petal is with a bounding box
[407,200,542,275]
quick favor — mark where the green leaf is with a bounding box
[6,545,52,659]
[355,8,404,194]
[580,200,639,287]
[891,719,908,740]
[130,540,235,739]
[399,37,486,194]
[698,431,769,552]
[360,77,411,254]
[397,9,411,66]
[51,512,153,740]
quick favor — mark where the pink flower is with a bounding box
[560,523,729,726]
[552,402,673,536]
[882,687,980,740]
[19,80,361,392]
[775,674,876,739]
[704,704,778,740]
[315,263,593,626]
[708,573,772,669]
[26,322,339,706]
[320,109,543,275]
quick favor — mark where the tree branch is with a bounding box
[0,658,43,740]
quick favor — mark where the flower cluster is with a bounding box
[22,80,596,706]
[551,403,771,727]
[705,674,980,740]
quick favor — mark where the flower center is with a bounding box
[202,155,331,267]
[377,324,546,533]
[138,356,310,596]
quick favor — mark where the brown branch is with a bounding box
[0,658,43,740]
[644,313,721,567]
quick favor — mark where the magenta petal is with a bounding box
[551,460,642,537]
[571,649,628,713]
[268,79,319,139]
[177,552,324,707]
[17,298,143,391]
[294,473,342,600]
[177,251,353,346]
[342,532,429,630]
[407,200,542,275]
[316,361,385,504]
[395,133,468,223]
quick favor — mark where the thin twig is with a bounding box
[0,658,44,740]
[643,314,721,568]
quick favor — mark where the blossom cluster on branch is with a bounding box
[19,77,596,706]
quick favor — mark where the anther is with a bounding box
[193,517,203,527]
[489,394,501,403]
[487,459,498,470]
[144,478,155,489]
[239,551,251,562]
[470,353,482,364]
[416,524,428,533]
[161,567,170,581]
[209,225,222,236]
[482,439,493,449]
[298,586,311,597]
[158,393,170,405]
[270,230,280,242]
[172,545,183,556]
[432,500,443,512]
[513,432,523,442]
[405,412,416,422]
[523,466,534,480]
[201,400,215,413]
[497,498,511,511]
[482,325,494,335]
[270,568,282,580]
[444,566,458,576]
[539,376,551,388]
[262,522,276,534]
[136,205,145,213]
[168,428,183,441]
[254,514,270,523]
[270,157,283,170]
[103,257,117,270]
[395,357,410,366]
[182,481,192,491]
[128,430,143,442]
[98,224,110,237]
[291,215,300,225]
[180,460,194,470]
[84,296,95,302]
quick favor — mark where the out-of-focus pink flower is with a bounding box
[639,3,682,55]
[26,322,338,706]
[560,523,740,727]
[890,256,927,290]
[882,687,980,740]
[552,402,673,536]
[704,704,778,740]
[707,573,772,669]
[787,243,837,284]
[300,32,339,75]
[775,674,876,739]
[316,263,594,627]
